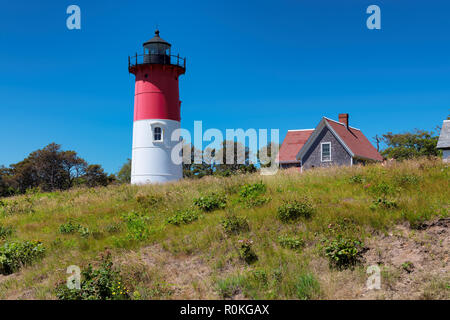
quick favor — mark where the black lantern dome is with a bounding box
[143,30,171,57]
[128,29,186,74]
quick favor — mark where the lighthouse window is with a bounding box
[154,127,162,142]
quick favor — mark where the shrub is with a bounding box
[242,196,271,208]
[105,223,122,234]
[78,226,91,238]
[59,221,91,238]
[295,273,321,300]
[0,225,14,239]
[368,182,397,198]
[238,239,258,264]
[238,182,271,208]
[193,193,226,212]
[401,261,415,273]
[349,174,365,184]
[277,199,315,223]
[0,198,34,216]
[55,252,130,300]
[370,197,398,210]
[395,174,421,187]
[323,236,364,270]
[216,275,244,298]
[166,208,199,226]
[221,213,250,235]
[0,240,45,275]
[278,236,305,251]
[239,182,266,198]
[59,221,80,234]
[121,211,150,241]
[250,269,268,286]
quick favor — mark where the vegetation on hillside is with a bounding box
[0,143,113,197]
[380,129,442,160]
[0,158,448,300]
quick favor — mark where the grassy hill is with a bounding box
[0,159,448,300]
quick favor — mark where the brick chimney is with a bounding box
[339,113,349,129]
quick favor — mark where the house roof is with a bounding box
[324,118,383,161]
[437,120,450,149]
[295,117,383,162]
[277,129,314,163]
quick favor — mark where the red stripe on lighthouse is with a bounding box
[133,64,183,122]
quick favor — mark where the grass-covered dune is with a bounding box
[0,159,448,300]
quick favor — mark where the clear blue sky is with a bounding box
[0,0,449,173]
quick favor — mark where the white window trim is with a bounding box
[151,124,164,143]
[321,142,331,162]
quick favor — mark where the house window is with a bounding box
[321,142,331,162]
[153,127,162,142]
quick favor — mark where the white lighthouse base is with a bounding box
[131,119,182,184]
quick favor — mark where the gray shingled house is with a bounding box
[437,120,450,163]
[278,113,383,171]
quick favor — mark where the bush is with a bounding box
[222,213,250,235]
[0,240,45,275]
[349,174,365,184]
[0,198,34,216]
[239,182,266,198]
[104,223,122,234]
[59,221,81,234]
[238,182,271,208]
[193,193,226,212]
[55,252,130,300]
[250,269,268,287]
[277,199,315,223]
[368,182,397,198]
[295,273,321,300]
[370,197,398,210]
[59,221,91,238]
[0,225,14,239]
[166,208,199,226]
[323,236,364,269]
[121,211,150,241]
[238,239,258,264]
[217,276,244,298]
[395,174,421,187]
[278,236,304,251]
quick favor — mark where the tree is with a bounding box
[182,144,213,178]
[0,166,16,197]
[257,142,280,168]
[213,140,256,175]
[372,135,381,152]
[0,143,111,196]
[84,164,109,188]
[117,159,131,183]
[381,129,441,160]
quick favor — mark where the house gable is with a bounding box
[437,120,450,150]
[301,124,352,170]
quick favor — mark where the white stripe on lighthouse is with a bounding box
[131,119,182,184]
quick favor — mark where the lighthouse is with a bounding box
[128,30,186,184]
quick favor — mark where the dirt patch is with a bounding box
[361,218,449,299]
[117,244,218,299]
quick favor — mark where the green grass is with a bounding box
[0,158,448,299]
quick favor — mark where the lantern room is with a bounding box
[143,30,171,64]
